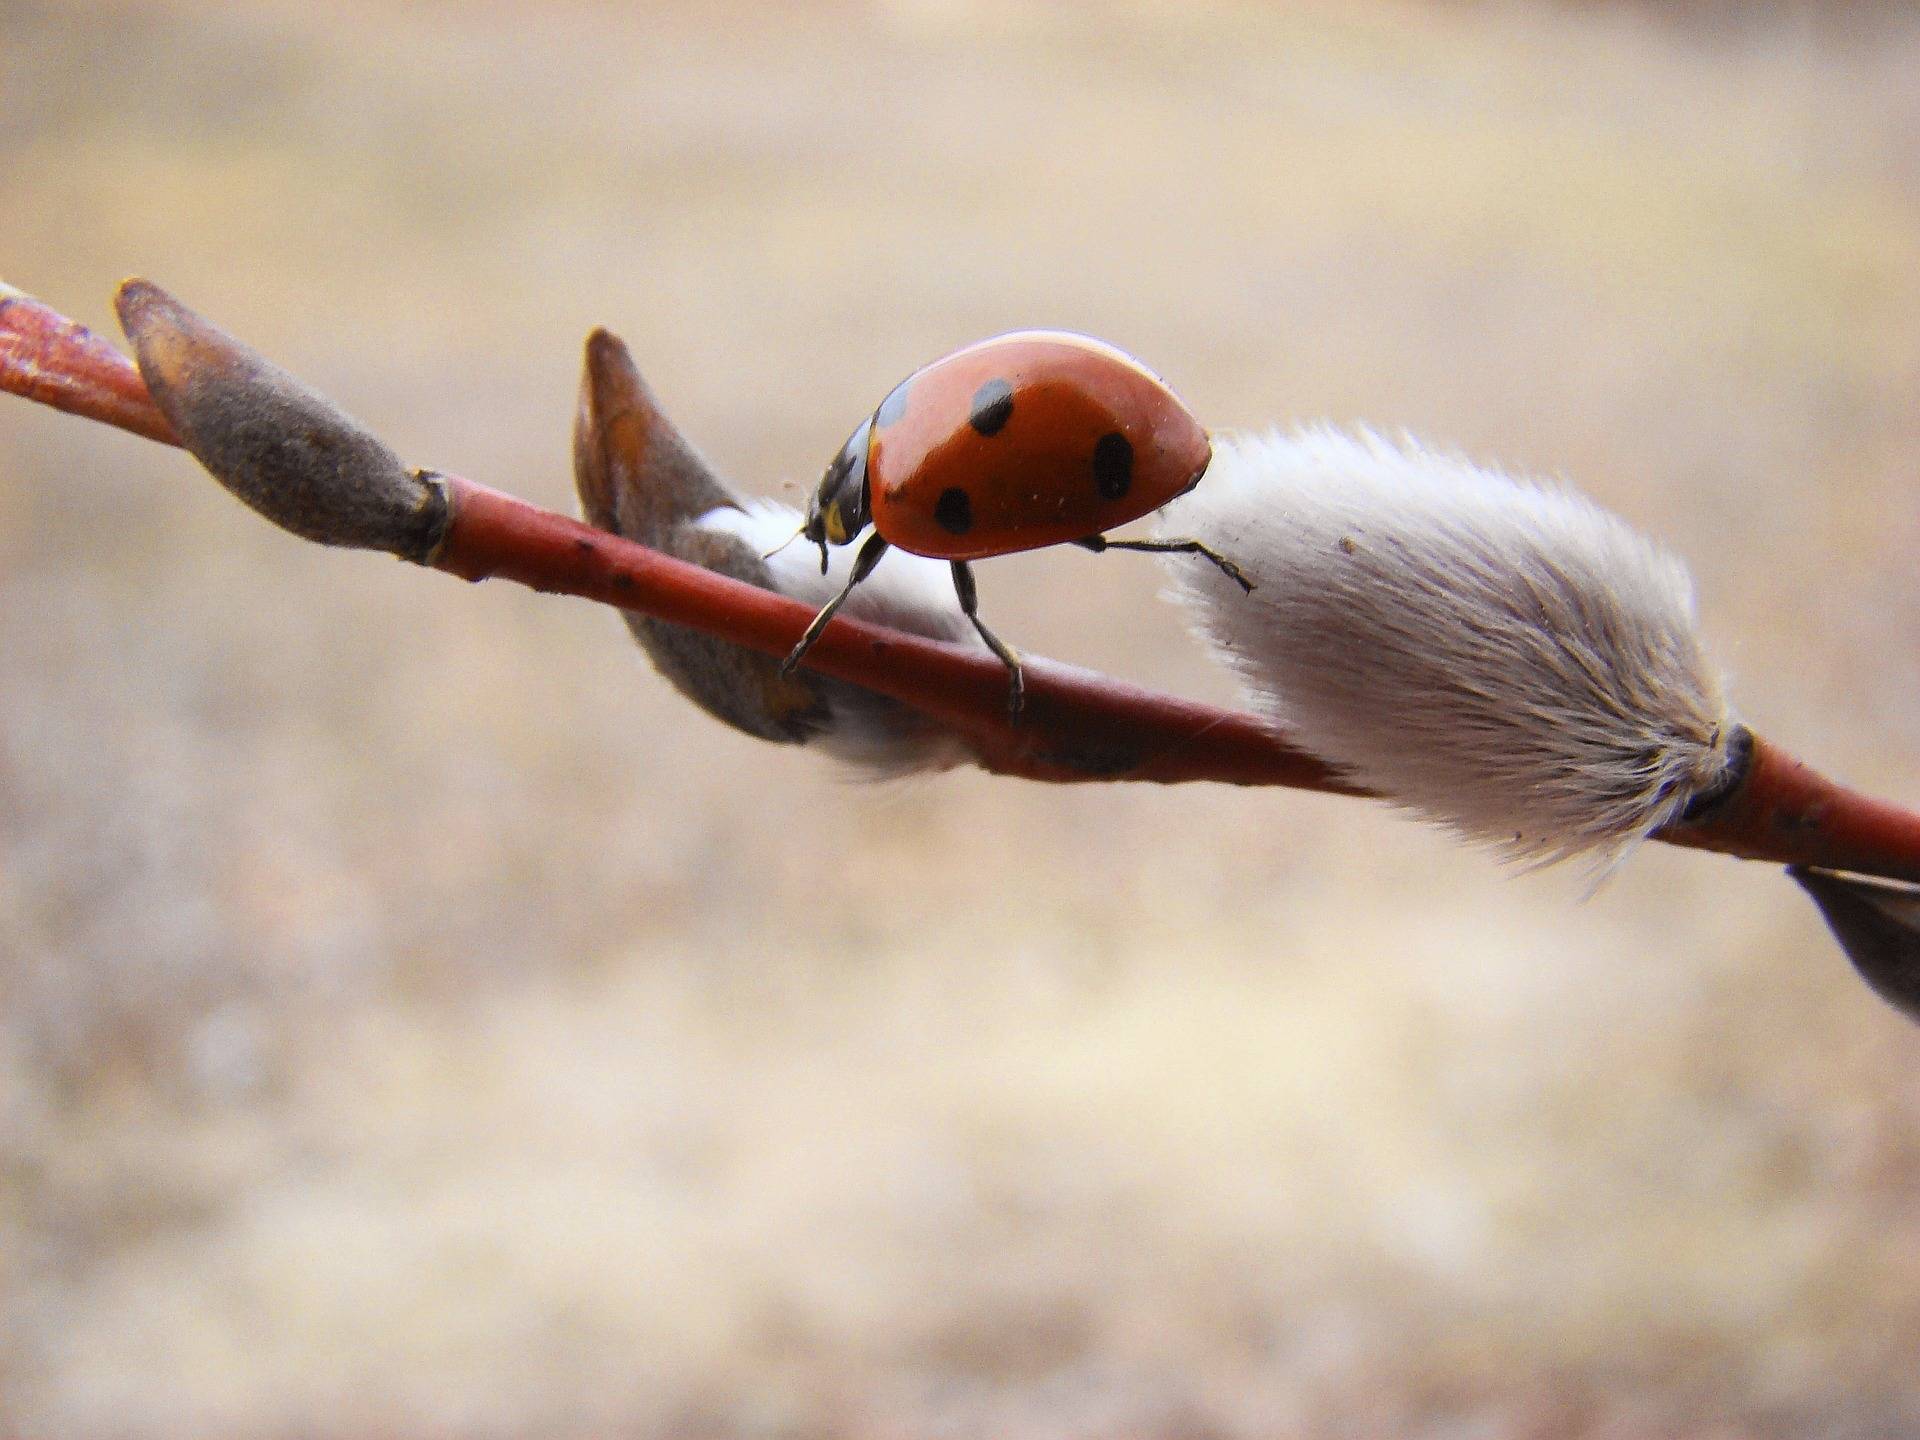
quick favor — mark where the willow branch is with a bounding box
[6,279,1920,889]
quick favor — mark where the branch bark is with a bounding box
[5,277,1919,890]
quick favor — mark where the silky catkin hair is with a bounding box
[697,500,978,773]
[1158,427,1738,868]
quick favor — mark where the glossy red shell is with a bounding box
[862,331,1211,561]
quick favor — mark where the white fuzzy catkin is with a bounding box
[1157,427,1736,867]
[696,500,980,772]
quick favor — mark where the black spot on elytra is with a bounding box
[875,378,912,429]
[934,486,974,534]
[969,378,1014,436]
[1093,431,1133,499]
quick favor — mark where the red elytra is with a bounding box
[783,330,1249,717]
[863,330,1213,560]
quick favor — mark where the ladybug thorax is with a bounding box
[805,416,874,554]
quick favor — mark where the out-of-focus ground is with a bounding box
[4,2,1920,1435]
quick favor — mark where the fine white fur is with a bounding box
[1158,428,1735,868]
[696,500,981,772]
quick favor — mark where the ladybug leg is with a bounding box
[1075,535,1254,593]
[778,533,890,678]
[949,560,1025,719]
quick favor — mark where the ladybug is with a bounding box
[778,330,1251,715]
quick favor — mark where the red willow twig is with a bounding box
[0,280,178,444]
[6,280,1359,793]
[5,280,1920,903]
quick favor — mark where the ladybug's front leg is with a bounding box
[949,560,1025,720]
[778,532,890,678]
[1075,534,1254,593]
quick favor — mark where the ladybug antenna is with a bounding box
[761,522,807,562]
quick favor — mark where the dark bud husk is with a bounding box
[1790,866,1920,1022]
[573,326,827,743]
[116,278,445,560]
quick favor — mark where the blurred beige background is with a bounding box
[5,2,1920,1436]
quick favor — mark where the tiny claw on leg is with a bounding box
[776,631,815,680]
[1206,549,1254,593]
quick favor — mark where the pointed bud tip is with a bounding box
[572,324,735,541]
[581,327,646,419]
[113,276,161,321]
[584,326,627,361]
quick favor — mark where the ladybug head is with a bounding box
[803,416,874,574]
